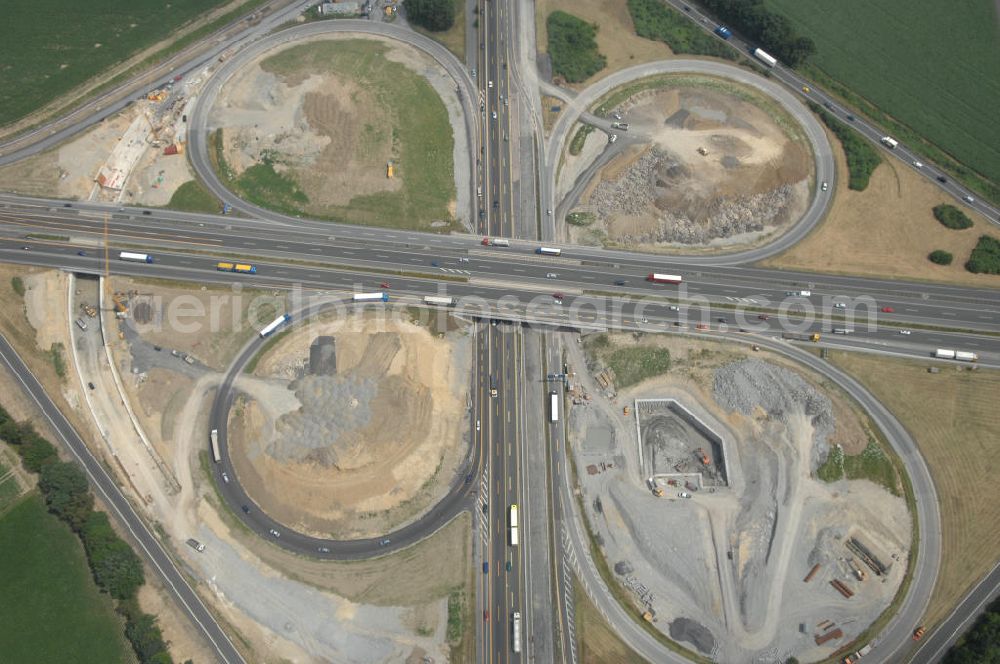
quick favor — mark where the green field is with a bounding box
[168,179,221,214]
[765,0,1000,195]
[221,40,456,232]
[0,0,235,126]
[0,494,130,663]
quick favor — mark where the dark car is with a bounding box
[87,382,95,390]
[63,203,72,208]
[614,279,627,286]
[379,538,391,547]
[142,210,151,215]
[717,317,726,323]
[483,562,489,574]
[936,175,947,183]
[846,114,855,121]
[77,250,87,256]
[505,560,512,571]
[493,200,499,209]
[241,505,250,514]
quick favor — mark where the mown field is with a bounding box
[0,0,234,126]
[828,352,1000,626]
[0,493,130,663]
[765,0,1000,192]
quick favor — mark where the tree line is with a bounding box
[700,0,816,66]
[0,406,184,664]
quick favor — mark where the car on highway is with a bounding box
[937,175,947,183]
[913,626,926,641]
[846,114,855,121]
[21,246,30,251]
[639,317,648,324]
[614,279,627,286]
[899,330,912,335]
[269,529,281,538]
[77,250,87,256]
[241,505,250,514]
[476,419,480,432]
[963,195,975,204]
[505,560,512,571]
[379,538,391,547]
[491,111,497,120]
[63,203,72,207]
[318,546,331,553]
[431,261,439,267]
[679,492,692,499]
[716,317,726,323]
[881,306,894,313]
[484,610,489,622]
[470,68,476,78]
[546,273,558,279]
[668,305,679,311]
[801,86,810,93]
[379,281,390,288]
[483,562,489,574]
[821,181,828,191]
[481,502,488,515]
[222,472,230,483]
[833,302,847,309]
[913,160,923,168]
[488,80,493,88]
[757,314,769,320]
[546,209,552,215]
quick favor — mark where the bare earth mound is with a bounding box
[572,81,812,251]
[229,315,470,539]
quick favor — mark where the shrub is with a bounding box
[568,124,594,155]
[11,276,24,296]
[699,0,815,66]
[119,598,173,664]
[965,235,1000,274]
[810,103,881,190]
[929,250,953,265]
[933,204,973,230]
[81,511,145,600]
[943,595,1000,663]
[627,0,737,60]
[39,461,94,531]
[547,11,606,83]
[405,0,455,32]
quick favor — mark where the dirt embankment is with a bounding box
[230,314,471,539]
[569,83,812,252]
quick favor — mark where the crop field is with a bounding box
[0,494,130,663]
[0,0,233,126]
[765,0,1000,189]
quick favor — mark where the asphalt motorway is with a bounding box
[0,335,246,664]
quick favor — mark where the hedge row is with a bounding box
[0,405,180,664]
[699,0,815,66]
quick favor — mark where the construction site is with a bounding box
[559,77,813,252]
[569,333,912,662]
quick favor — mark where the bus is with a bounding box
[119,251,154,264]
[647,273,683,284]
[536,247,561,256]
[512,612,522,654]
[210,428,221,463]
[216,262,257,274]
[550,391,559,422]
[423,295,454,307]
[353,292,389,302]
[752,48,777,68]
[259,313,290,338]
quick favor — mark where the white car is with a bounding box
[546,209,553,215]
[913,160,923,168]
[471,68,477,78]
[488,80,493,88]
[833,302,847,309]
[821,181,828,191]
[491,111,497,120]
[476,419,481,432]
[222,472,230,483]
[546,273,558,279]
[668,305,679,311]
[269,529,281,538]
[963,195,975,204]
[639,317,648,324]
[679,492,692,499]
[899,330,912,335]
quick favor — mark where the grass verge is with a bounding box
[167,180,221,214]
[569,124,595,155]
[410,0,466,60]
[626,0,737,60]
[810,102,881,190]
[0,493,130,663]
[815,439,900,496]
[574,576,645,663]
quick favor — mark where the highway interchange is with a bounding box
[0,1,997,663]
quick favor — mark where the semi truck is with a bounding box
[423,295,454,307]
[119,251,154,264]
[752,48,777,67]
[353,292,389,302]
[512,612,522,653]
[536,246,562,256]
[880,136,899,149]
[490,376,498,398]
[647,273,683,284]
[550,391,560,422]
[259,313,291,338]
[210,429,221,463]
[216,262,257,274]
[783,332,821,342]
[481,237,510,247]
[714,25,732,39]
[842,644,873,664]
[935,349,978,362]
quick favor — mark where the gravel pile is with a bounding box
[269,374,376,465]
[713,359,834,466]
[589,148,793,244]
